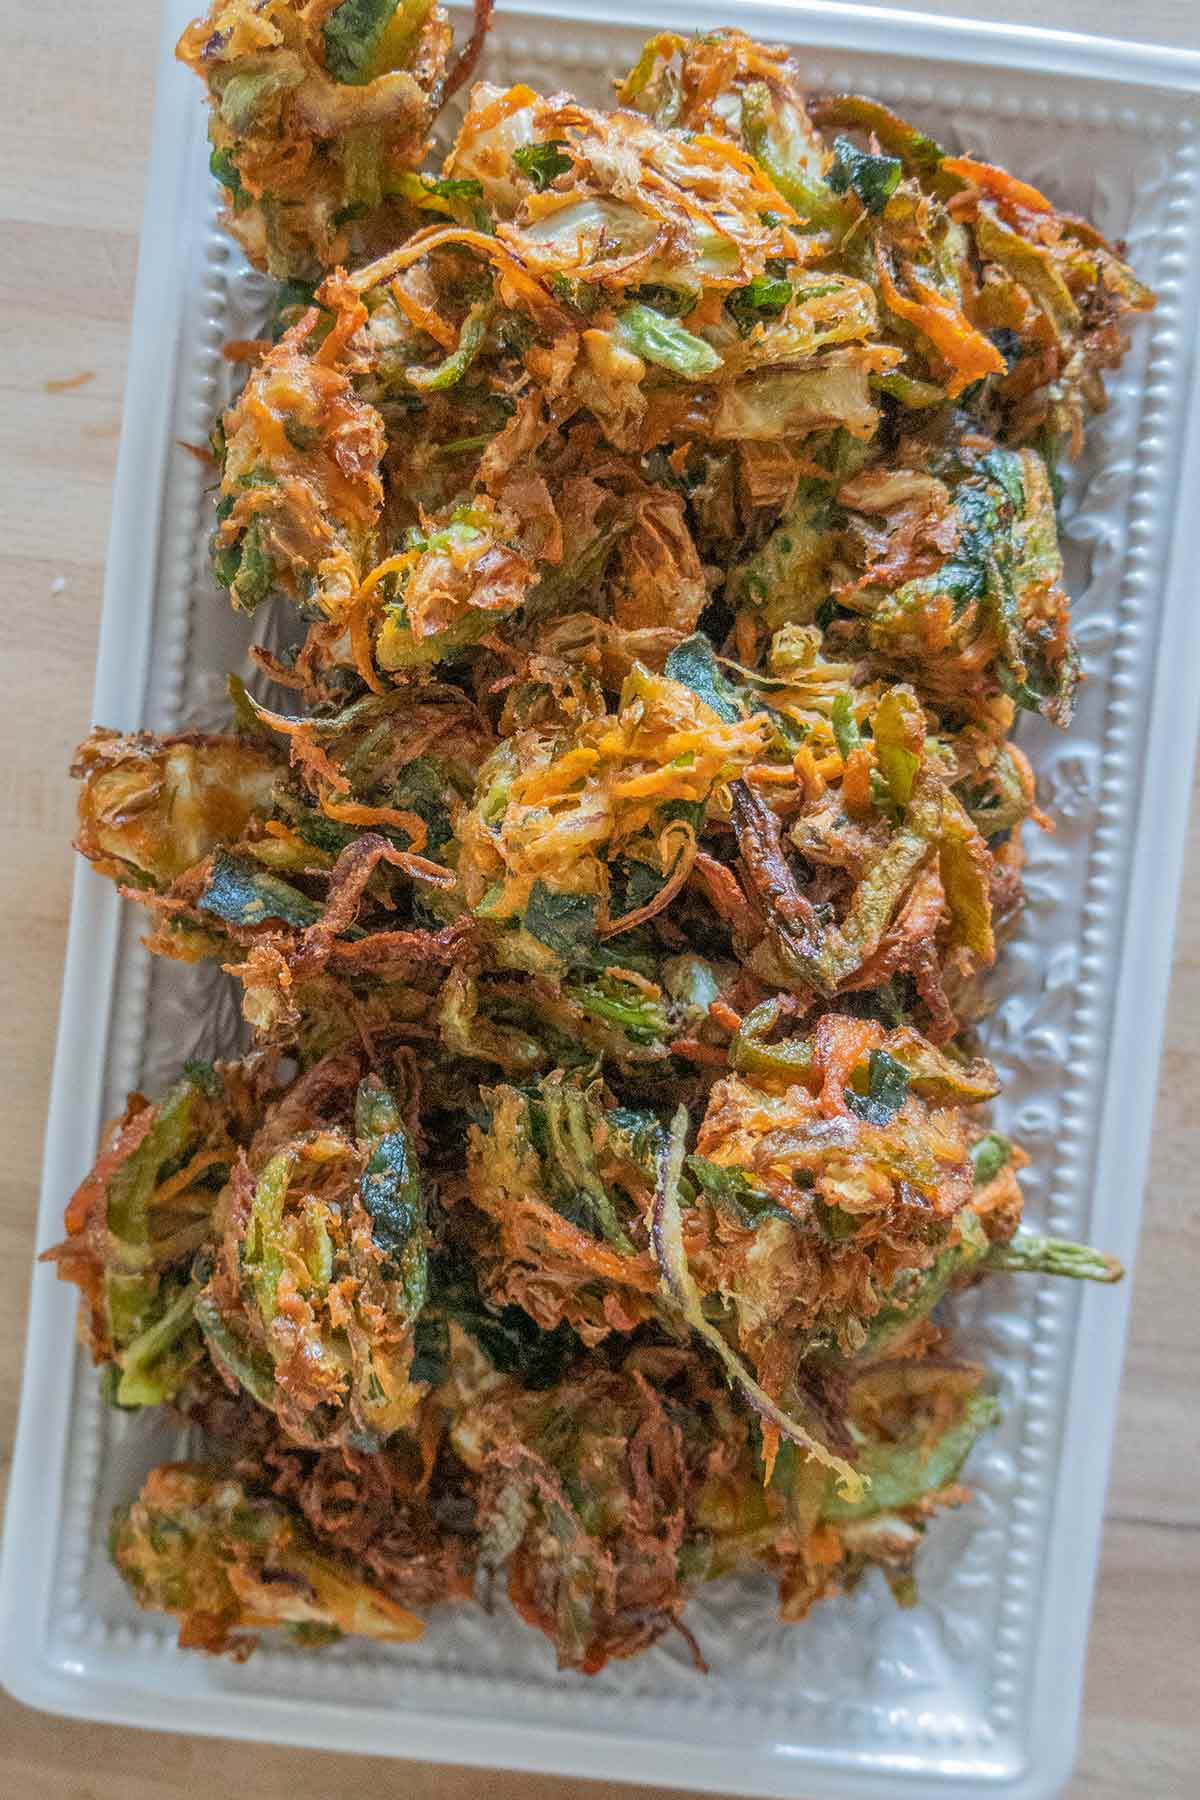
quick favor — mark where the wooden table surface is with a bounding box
[1,3,1196,1795]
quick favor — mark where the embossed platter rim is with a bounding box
[2,4,1199,1797]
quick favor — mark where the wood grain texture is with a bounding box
[0,3,1196,1795]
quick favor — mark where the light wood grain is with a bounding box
[1,3,1196,1795]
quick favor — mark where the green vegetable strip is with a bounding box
[827,136,903,215]
[615,304,723,378]
[195,1292,280,1411]
[970,1131,1012,1185]
[243,1153,295,1326]
[726,275,793,336]
[823,828,930,985]
[407,297,492,391]
[105,1081,201,1347]
[539,1081,633,1253]
[323,0,406,86]
[985,1233,1123,1283]
[831,692,862,762]
[115,1283,200,1408]
[845,1049,909,1125]
[522,882,600,963]
[357,1079,427,1313]
[729,998,814,1083]
[822,1392,999,1521]
[808,94,946,177]
[106,1081,197,1246]
[209,145,243,198]
[665,632,745,724]
[651,1107,865,1501]
[199,851,323,931]
[342,125,385,212]
[565,976,669,1046]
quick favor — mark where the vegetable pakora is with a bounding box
[51,11,1147,1672]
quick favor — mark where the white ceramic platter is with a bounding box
[3,4,1199,1795]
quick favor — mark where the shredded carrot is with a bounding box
[243,700,352,793]
[841,746,874,815]
[941,155,1054,216]
[318,792,428,851]
[520,1190,660,1289]
[349,590,387,695]
[414,1401,443,1496]
[612,765,698,801]
[734,609,759,667]
[152,1150,230,1208]
[708,999,743,1034]
[176,439,217,466]
[874,245,1005,399]
[601,966,662,999]
[389,277,458,351]
[61,1106,154,1238]
[745,763,797,786]
[345,225,571,331]
[358,550,422,599]
[692,132,801,223]
[463,80,539,136]
[812,1014,884,1117]
[792,745,827,802]
[263,820,310,853]
[515,746,600,804]
[807,1525,844,1568]
[669,1037,728,1067]
[1004,740,1055,833]
[313,282,369,367]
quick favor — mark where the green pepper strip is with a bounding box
[114,1282,200,1408]
[823,1391,999,1521]
[985,1233,1123,1283]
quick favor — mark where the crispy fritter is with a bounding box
[178,0,494,278]
[622,29,1153,449]
[112,1462,424,1655]
[43,1059,272,1407]
[57,12,1145,1673]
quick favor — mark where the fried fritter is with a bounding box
[58,11,1145,1673]
[179,0,494,278]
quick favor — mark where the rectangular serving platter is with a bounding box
[3,3,1200,1795]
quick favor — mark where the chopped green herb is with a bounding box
[323,0,403,86]
[513,140,573,190]
[726,275,793,336]
[523,883,601,964]
[626,283,699,318]
[826,136,904,214]
[689,1154,793,1226]
[665,633,744,724]
[208,145,244,202]
[845,1050,910,1125]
